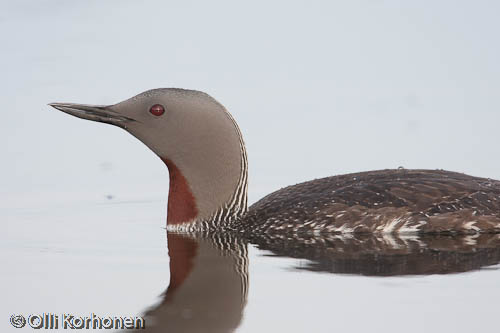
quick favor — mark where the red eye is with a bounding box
[149,104,165,116]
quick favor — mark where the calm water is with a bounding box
[3,192,500,332]
[3,1,500,332]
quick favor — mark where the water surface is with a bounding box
[3,1,500,332]
[3,193,500,332]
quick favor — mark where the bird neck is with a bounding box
[163,113,248,231]
[163,158,199,226]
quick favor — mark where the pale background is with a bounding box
[2,1,499,332]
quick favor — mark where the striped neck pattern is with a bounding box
[166,108,248,232]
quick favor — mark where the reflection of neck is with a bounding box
[166,233,198,292]
[142,232,248,333]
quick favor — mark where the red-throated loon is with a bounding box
[50,88,500,235]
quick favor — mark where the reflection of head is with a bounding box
[139,232,248,333]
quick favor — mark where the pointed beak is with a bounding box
[49,103,136,127]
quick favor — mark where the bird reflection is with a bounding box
[136,232,248,333]
[135,231,500,332]
[248,232,500,276]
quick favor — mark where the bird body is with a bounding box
[242,169,500,236]
[50,88,500,235]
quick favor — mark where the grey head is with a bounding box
[50,88,248,230]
